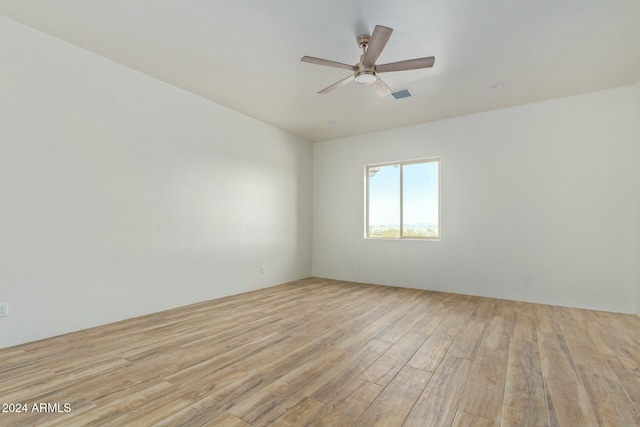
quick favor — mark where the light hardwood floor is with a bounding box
[1,278,640,426]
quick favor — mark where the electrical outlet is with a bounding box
[260,265,265,274]
[0,303,8,317]
[525,276,533,285]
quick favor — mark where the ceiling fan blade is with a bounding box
[373,76,392,97]
[376,56,435,73]
[362,25,393,67]
[301,56,356,71]
[318,74,356,94]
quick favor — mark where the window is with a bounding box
[366,158,440,239]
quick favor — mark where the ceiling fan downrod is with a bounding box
[355,34,376,84]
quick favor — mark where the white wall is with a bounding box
[313,85,639,313]
[0,17,312,348]
[637,81,640,316]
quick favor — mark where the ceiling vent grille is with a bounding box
[391,88,413,100]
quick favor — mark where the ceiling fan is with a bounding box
[301,25,435,97]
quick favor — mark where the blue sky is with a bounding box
[368,161,438,226]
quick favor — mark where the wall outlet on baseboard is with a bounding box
[260,265,265,274]
[525,276,533,285]
[0,303,8,317]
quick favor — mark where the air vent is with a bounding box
[391,88,413,100]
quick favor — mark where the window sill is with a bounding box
[365,237,441,241]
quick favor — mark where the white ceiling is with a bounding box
[1,0,639,142]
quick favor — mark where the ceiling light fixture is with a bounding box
[354,70,377,85]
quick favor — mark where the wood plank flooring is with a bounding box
[1,277,639,426]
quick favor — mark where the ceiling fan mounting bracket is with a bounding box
[356,34,370,48]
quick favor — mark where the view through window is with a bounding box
[366,158,440,239]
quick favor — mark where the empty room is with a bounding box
[1,1,639,426]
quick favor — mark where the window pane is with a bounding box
[368,165,400,238]
[402,161,439,237]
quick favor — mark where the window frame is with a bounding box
[365,157,441,240]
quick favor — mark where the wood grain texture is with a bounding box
[406,325,460,372]
[0,277,639,426]
[457,350,508,422]
[358,332,427,386]
[577,357,640,426]
[502,339,549,427]
[452,410,499,427]
[404,356,474,426]
[355,366,431,426]
[310,379,384,426]
[271,397,325,426]
[537,332,599,426]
